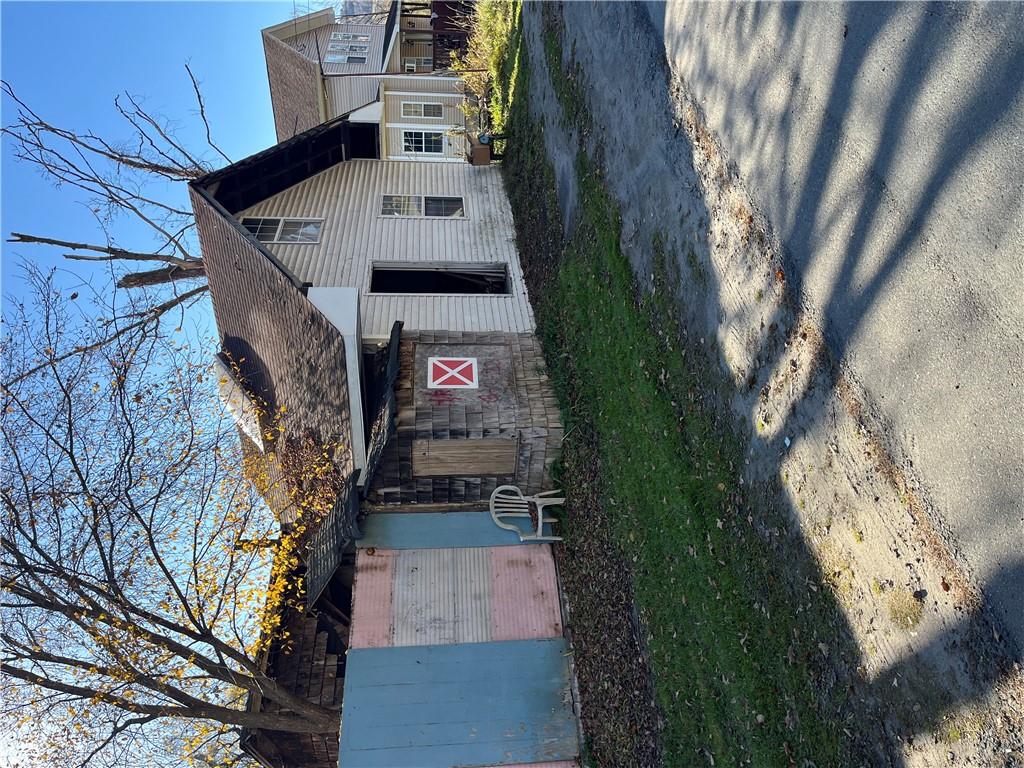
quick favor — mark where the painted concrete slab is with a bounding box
[338,638,579,767]
[348,549,394,649]
[489,547,562,642]
[349,546,563,649]
[357,511,552,550]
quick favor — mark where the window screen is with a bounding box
[331,32,370,42]
[277,220,322,243]
[424,197,464,218]
[402,131,443,154]
[401,102,443,119]
[325,54,366,64]
[240,217,280,243]
[327,43,368,53]
[239,217,322,243]
[381,195,423,217]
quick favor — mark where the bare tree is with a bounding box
[1,69,223,380]
[1,267,339,768]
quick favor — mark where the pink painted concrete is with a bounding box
[349,548,395,648]
[489,545,563,641]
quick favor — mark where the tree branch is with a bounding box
[8,232,197,267]
[2,285,208,389]
[185,64,231,166]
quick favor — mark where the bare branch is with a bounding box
[8,232,198,267]
[2,284,208,389]
[185,64,232,166]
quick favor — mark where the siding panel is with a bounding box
[326,76,380,119]
[238,160,534,336]
[289,22,385,76]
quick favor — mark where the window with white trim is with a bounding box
[325,54,366,64]
[381,195,422,217]
[380,195,464,218]
[327,42,368,53]
[402,130,443,155]
[401,102,444,119]
[240,218,323,244]
[403,56,433,72]
[424,197,464,218]
[331,32,370,42]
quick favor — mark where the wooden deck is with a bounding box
[339,510,579,767]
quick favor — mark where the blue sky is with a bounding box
[1,1,295,328]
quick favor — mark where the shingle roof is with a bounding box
[189,119,359,479]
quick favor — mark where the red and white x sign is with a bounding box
[427,357,478,389]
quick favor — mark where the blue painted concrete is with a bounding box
[357,511,552,550]
[338,638,579,767]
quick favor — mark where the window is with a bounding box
[240,217,323,244]
[370,263,509,294]
[403,56,433,72]
[401,102,444,119]
[380,196,464,218]
[327,42,368,53]
[424,196,464,218]
[324,54,366,64]
[277,220,323,243]
[331,32,370,42]
[381,195,423,217]
[239,217,279,243]
[402,130,443,154]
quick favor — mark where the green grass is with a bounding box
[489,5,866,766]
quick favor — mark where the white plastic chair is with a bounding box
[489,485,564,542]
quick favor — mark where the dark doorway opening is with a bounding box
[349,122,379,159]
[370,263,510,294]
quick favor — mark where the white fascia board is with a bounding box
[306,287,368,485]
[263,8,335,40]
[349,100,383,123]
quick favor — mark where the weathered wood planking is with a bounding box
[338,638,578,766]
[411,437,518,476]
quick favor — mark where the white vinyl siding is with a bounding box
[236,160,533,337]
[326,77,381,120]
[288,22,384,75]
